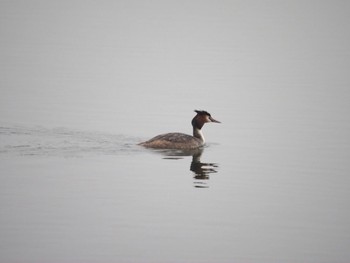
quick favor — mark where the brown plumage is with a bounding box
[139,110,220,149]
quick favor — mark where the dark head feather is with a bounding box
[194,110,211,116]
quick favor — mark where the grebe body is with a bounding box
[139,110,220,149]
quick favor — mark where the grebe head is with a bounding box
[191,110,221,129]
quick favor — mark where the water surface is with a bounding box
[1,1,350,262]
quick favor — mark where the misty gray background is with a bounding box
[1,1,349,133]
[1,1,350,263]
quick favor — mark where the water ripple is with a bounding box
[0,125,140,157]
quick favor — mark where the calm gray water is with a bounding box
[1,1,350,262]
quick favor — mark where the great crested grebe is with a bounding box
[139,110,220,149]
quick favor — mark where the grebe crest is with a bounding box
[139,110,220,149]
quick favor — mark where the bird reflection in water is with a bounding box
[156,148,219,188]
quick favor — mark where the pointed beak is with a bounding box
[209,116,221,123]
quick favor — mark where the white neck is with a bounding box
[193,127,205,143]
